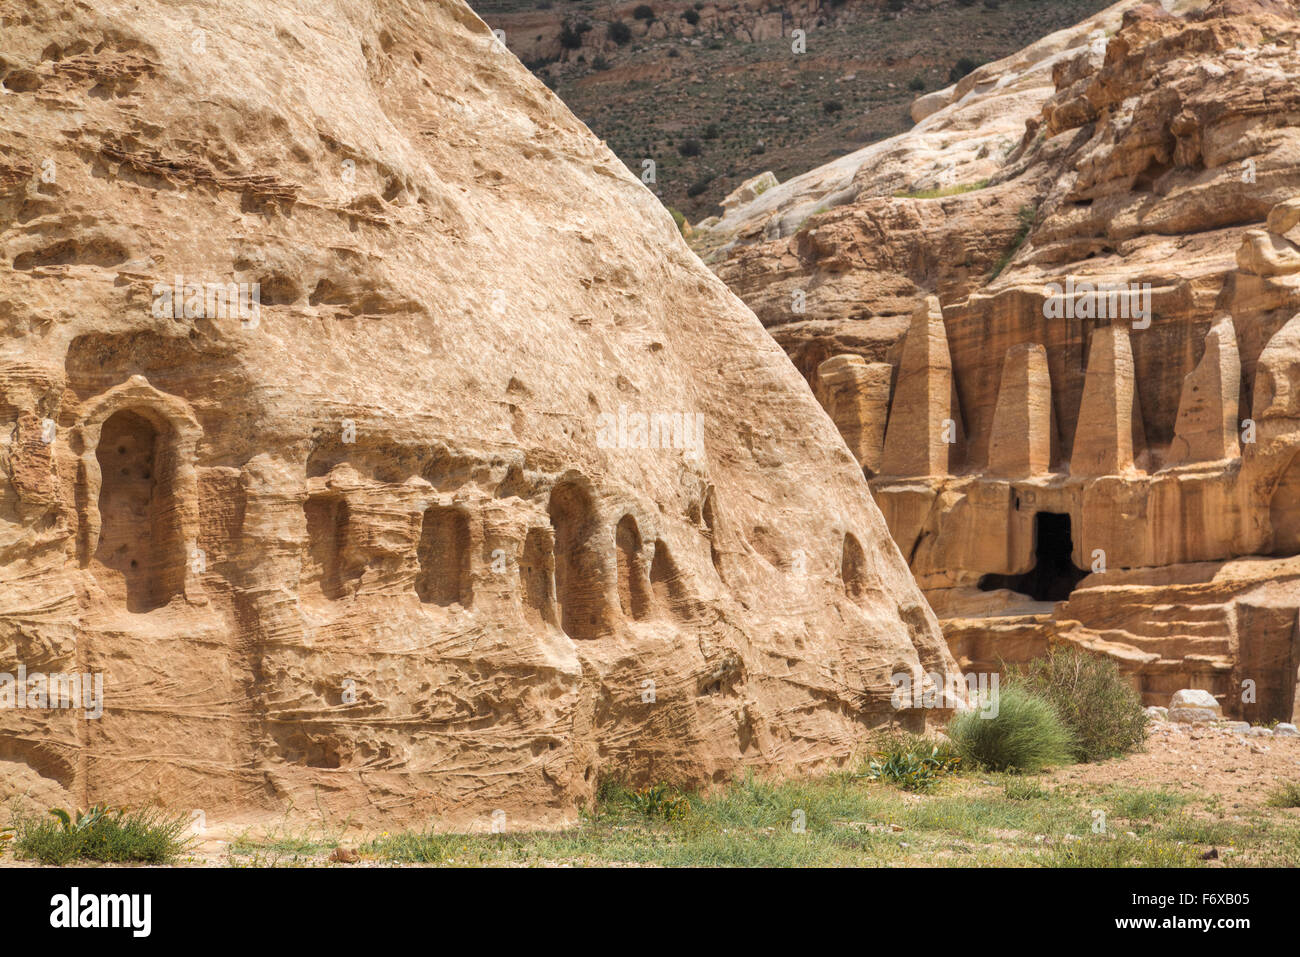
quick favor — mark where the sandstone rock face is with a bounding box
[814,355,891,477]
[696,0,1300,723]
[0,0,957,829]
[987,344,1055,478]
[880,296,963,478]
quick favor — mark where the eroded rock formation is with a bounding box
[697,0,1300,722]
[0,0,957,829]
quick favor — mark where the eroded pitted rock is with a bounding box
[0,0,959,829]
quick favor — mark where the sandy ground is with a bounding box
[1049,722,1300,809]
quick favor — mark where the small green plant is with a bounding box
[989,203,1036,280]
[908,75,926,92]
[625,783,692,821]
[860,732,961,792]
[633,4,654,20]
[13,804,192,865]
[1010,648,1148,762]
[1267,782,1300,808]
[948,685,1075,772]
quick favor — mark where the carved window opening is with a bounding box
[548,481,607,639]
[304,493,356,601]
[615,514,651,620]
[520,526,556,628]
[92,409,184,612]
[416,505,472,607]
[841,533,867,600]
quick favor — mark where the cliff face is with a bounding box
[0,0,957,829]
[697,0,1300,722]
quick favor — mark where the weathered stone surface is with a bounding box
[880,296,963,478]
[814,355,891,477]
[1166,316,1242,467]
[1170,688,1223,714]
[0,0,958,830]
[988,343,1055,478]
[1070,326,1145,478]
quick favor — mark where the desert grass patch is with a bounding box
[238,764,1300,867]
[1051,835,1201,868]
[948,685,1075,772]
[893,179,989,200]
[12,804,192,865]
[1267,782,1300,808]
[1103,787,1190,821]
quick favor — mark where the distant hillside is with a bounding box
[470,0,1117,217]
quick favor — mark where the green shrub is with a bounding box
[989,203,1036,279]
[1267,782,1300,808]
[948,685,1075,772]
[13,804,192,865]
[559,20,591,50]
[860,731,961,792]
[608,21,632,45]
[626,784,692,821]
[908,75,926,92]
[948,56,982,83]
[633,4,654,20]
[682,8,699,25]
[1009,648,1148,762]
[686,176,712,198]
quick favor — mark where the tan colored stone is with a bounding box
[0,0,958,831]
[1236,229,1300,277]
[988,343,1055,478]
[1070,326,1145,477]
[880,297,963,477]
[1166,316,1242,466]
[814,355,892,476]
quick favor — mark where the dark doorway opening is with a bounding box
[978,512,1086,602]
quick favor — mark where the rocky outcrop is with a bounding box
[0,0,958,830]
[696,0,1300,723]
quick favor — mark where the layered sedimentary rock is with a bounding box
[696,0,1300,721]
[987,344,1054,479]
[879,296,963,478]
[1070,326,1145,478]
[0,0,958,830]
[814,355,891,476]
[1167,317,1241,466]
